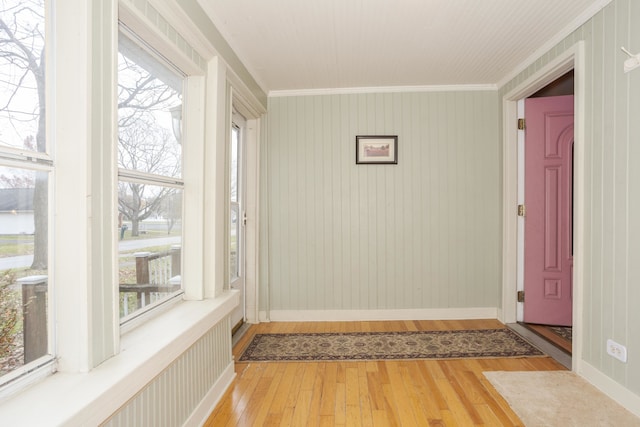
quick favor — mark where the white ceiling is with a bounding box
[197,0,608,94]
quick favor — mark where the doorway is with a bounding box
[520,71,575,325]
[230,109,247,334]
[519,90,574,355]
[501,42,585,371]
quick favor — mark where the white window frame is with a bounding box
[0,0,237,414]
[0,0,56,396]
[116,25,186,327]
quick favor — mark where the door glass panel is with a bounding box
[230,126,239,203]
[229,123,240,283]
[230,204,239,282]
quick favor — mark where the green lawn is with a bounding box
[0,235,34,258]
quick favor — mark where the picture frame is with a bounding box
[355,135,398,164]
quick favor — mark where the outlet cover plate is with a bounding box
[606,339,628,363]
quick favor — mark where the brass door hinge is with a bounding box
[517,204,526,217]
[518,118,526,130]
[517,291,525,302]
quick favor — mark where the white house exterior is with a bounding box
[0,188,34,235]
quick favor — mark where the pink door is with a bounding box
[523,95,574,326]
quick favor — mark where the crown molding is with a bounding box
[497,0,612,88]
[269,84,497,98]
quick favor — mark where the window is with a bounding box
[117,29,184,322]
[230,123,240,282]
[0,0,52,382]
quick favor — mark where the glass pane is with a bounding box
[0,167,49,375]
[230,204,239,282]
[118,32,182,179]
[118,183,182,319]
[230,126,239,203]
[0,1,46,153]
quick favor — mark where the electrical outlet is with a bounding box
[606,339,628,363]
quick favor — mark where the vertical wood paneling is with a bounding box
[499,0,640,396]
[122,0,206,71]
[627,0,640,395]
[103,318,232,426]
[264,90,500,312]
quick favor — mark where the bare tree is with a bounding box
[117,49,181,237]
[0,1,47,269]
[159,191,181,235]
[117,120,180,236]
[2,3,181,247]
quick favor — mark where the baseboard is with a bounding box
[183,362,236,427]
[578,361,640,418]
[261,307,498,322]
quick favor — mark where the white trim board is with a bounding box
[261,308,498,322]
[579,362,640,419]
[269,84,497,98]
[184,363,236,427]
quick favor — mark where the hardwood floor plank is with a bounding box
[345,365,362,425]
[277,406,294,427]
[249,365,286,426]
[366,370,386,411]
[406,361,443,421]
[268,363,301,417]
[319,362,338,416]
[381,383,402,427]
[399,362,432,426]
[208,363,262,426]
[434,376,477,426]
[290,389,314,426]
[318,415,335,427]
[334,378,347,425]
[357,362,375,427]
[438,361,485,425]
[305,363,325,427]
[417,362,449,411]
[385,362,419,427]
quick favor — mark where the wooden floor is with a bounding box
[521,323,572,354]
[206,320,566,426]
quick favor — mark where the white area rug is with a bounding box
[484,371,640,427]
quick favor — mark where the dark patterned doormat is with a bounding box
[549,326,572,342]
[238,329,544,362]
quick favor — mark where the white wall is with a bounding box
[262,90,500,318]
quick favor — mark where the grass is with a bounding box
[0,225,180,259]
[0,235,34,258]
[120,229,180,241]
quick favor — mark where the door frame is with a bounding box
[500,42,585,371]
[230,88,262,325]
[230,110,247,329]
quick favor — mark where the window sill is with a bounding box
[0,290,239,425]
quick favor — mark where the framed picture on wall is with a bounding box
[355,135,398,164]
